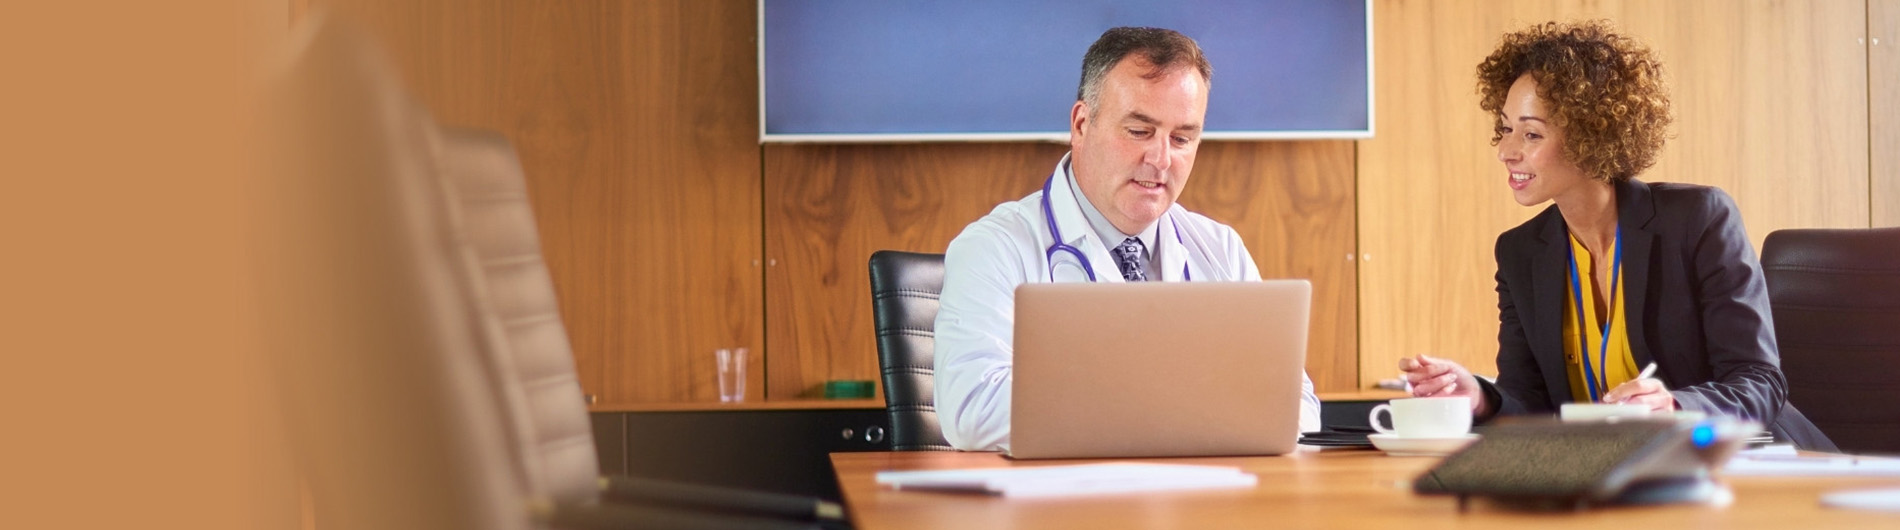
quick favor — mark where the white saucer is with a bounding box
[1367,433,1481,456]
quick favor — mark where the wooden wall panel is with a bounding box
[762,143,1070,399]
[1877,0,1900,227]
[1358,0,1871,386]
[1181,141,1359,392]
[315,0,764,404]
[763,141,1359,398]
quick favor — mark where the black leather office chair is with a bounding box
[1761,227,1900,455]
[868,251,954,451]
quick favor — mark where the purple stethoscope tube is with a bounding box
[1040,175,1190,282]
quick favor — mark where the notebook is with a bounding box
[1008,280,1311,459]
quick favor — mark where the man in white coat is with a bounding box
[934,27,1323,452]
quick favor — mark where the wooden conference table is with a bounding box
[830,449,1898,529]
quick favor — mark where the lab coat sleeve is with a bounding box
[934,221,1028,451]
[1226,224,1323,434]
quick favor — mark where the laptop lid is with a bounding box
[1008,280,1310,459]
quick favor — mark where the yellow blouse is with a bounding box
[1562,234,1640,403]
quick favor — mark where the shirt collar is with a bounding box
[1064,160,1157,256]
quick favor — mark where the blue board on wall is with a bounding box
[760,0,1371,143]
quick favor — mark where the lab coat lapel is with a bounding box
[1046,163,1124,283]
[1155,209,1189,282]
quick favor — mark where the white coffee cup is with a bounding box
[1369,397,1472,438]
[1559,403,1651,422]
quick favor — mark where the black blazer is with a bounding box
[1477,179,1835,450]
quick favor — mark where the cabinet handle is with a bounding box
[864,425,885,444]
[840,428,855,440]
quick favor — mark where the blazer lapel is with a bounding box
[1617,179,1658,370]
[1531,210,1574,405]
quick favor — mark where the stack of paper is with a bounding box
[1723,447,1900,477]
[1737,444,1799,457]
[875,462,1257,498]
[1821,488,1900,512]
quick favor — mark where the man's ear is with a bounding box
[1069,101,1089,144]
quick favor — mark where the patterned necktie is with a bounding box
[1110,237,1149,282]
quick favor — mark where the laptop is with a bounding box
[1007,280,1311,459]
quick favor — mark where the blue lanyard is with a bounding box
[1567,226,1622,403]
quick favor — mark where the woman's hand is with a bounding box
[1397,354,1492,417]
[1602,378,1676,413]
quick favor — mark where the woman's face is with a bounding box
[1495,73,1595,207]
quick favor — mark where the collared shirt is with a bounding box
[1070,167,1159,280]
[1562,234,1638,402]
[933,153,1322,452]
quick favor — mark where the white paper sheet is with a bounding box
[1821,488,1900,512]
[1724,454,1900,477]
[875,462,1258,498]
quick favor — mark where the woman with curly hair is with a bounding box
[1395,20,1835,449]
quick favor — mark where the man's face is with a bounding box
[1068,57,1208,235]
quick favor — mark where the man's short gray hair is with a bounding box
[1076,27,1213,114]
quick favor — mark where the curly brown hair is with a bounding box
[1477,20,1671,183]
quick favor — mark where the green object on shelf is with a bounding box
[824,380,876,399]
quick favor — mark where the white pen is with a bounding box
[1635,362,1658,381]
[1605,362,1659,404]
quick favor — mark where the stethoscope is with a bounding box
[1041,175,1191,282]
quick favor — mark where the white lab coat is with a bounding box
[933,154,1323,452]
